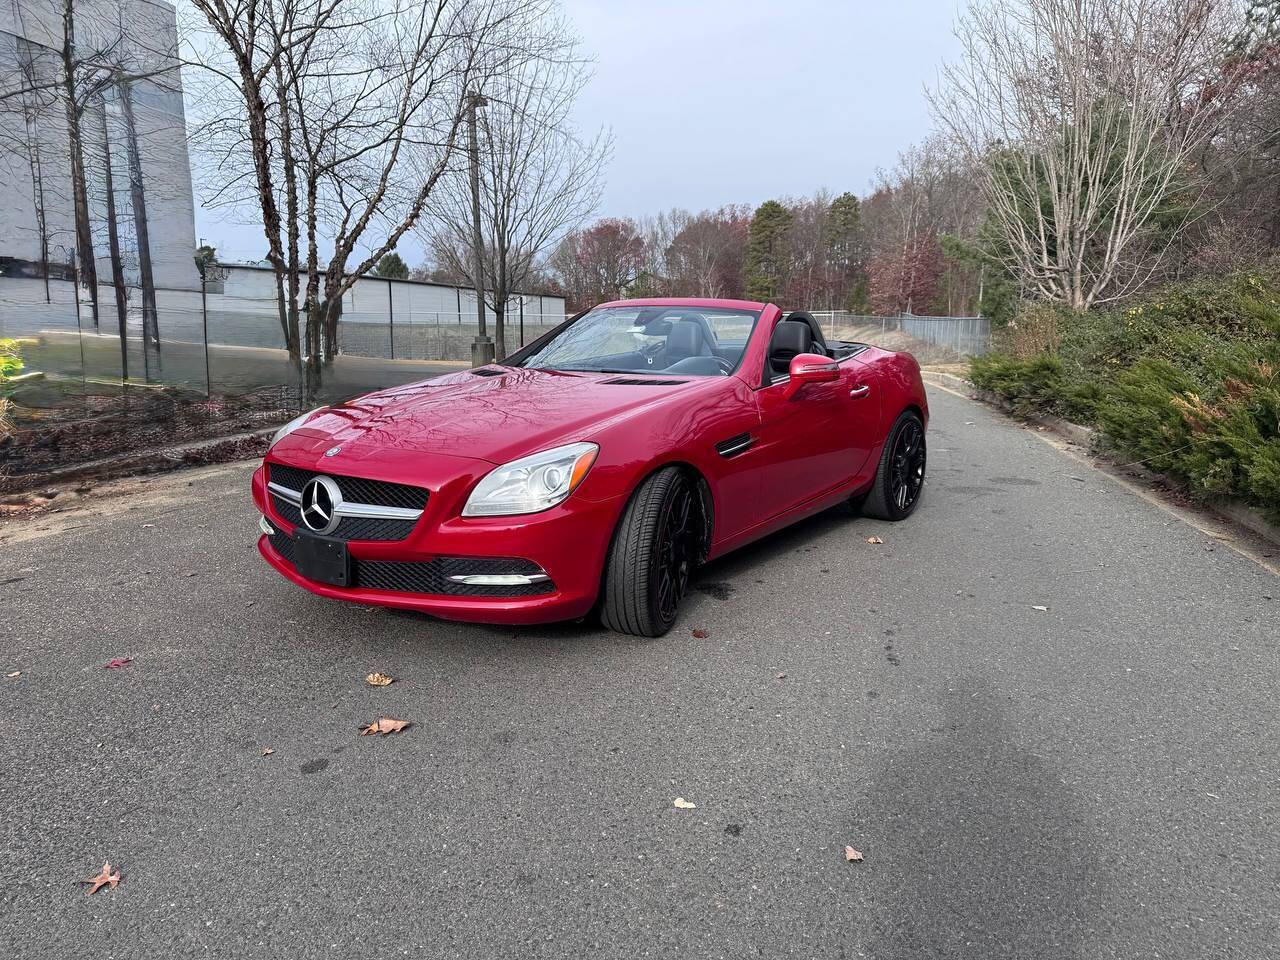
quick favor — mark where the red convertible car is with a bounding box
[252,299,928,636]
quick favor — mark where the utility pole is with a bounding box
[387,277,395,360]
[466,91,494,367]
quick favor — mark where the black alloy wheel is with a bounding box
[859,410,927,521]
[601,466,701,637]
[889,416,926,513]
[654,481,695,623]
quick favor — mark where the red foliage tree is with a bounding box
[868,231,943,315]
[572,218,647,307]
[665,206,750,298]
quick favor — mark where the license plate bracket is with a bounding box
[294,532,350,587]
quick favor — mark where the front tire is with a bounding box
[861,410,926,521]
[601,467,698,637]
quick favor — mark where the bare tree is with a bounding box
[0,34,58,303]
[931,0,1246,309]
[663,207,750,298]
[188,0,557,396]
[425,30,608,359]
[1,0,182,343]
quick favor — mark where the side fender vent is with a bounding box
[715,433,754,458]
[471,368,505,377]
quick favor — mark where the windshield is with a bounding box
[517,306,760,377]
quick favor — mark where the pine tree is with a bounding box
[374,253,410,279]
[744,200,793,303]
[824,192,862,309]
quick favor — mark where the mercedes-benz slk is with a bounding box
[251,299,928,636]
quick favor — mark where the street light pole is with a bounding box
[466,91,494,367]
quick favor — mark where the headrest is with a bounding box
[770,320,812,358]
[666,319,704,357]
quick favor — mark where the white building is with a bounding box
[0,0,200,291]
[217,263,565,331]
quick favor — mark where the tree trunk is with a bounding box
[321,288,341,366]
[118,79,159,355]
[99,103,130,382]
[305,295,325,403]
[61,0,98,329]
[493,301,506,360]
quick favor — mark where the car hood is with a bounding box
[281,367,707,466]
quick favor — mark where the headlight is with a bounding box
[270,407,326,448]
[462,442,599,517]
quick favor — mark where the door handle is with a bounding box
[849,384,871,398]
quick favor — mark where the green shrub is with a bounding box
[969,352,1101,422]
[970,353,1065,414]
[967,272,1280,522]
[0,338,20,381]
[0,337,23,439]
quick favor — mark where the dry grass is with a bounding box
[838,323,969,365]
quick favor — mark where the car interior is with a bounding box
[515,306,869,379]
[764,311,869,384]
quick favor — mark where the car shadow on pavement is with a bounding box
[695,502,867,586]
[851,680,1108,960]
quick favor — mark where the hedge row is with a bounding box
[969,274,1280,523]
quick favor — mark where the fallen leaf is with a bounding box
[104,657,133,670]
[844,846,863,862]
[1031,605,1049,612]
[691,629,709,639]
[867,536,884,544]
[141,523,155,528]
[673,797,697,810]
[261,747,274,757]
[365,672,395,686]
[81,861,121,894]
[776,672,787,679]
[7,671,20,679]
[360,717,410,736]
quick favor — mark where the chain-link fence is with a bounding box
[0,278,564,385]
[807,311,991,360]
[0,275,563,483]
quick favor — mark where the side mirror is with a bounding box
[785,353,839,398]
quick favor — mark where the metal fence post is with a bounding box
[200,269,212,397]
[387,278,395,360]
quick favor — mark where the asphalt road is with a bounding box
[2,385,1277,959]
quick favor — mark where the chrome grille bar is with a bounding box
[267,481,423,521]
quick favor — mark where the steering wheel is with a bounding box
[710,356,734,375]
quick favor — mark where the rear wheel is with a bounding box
[860,410,926,521]
[601,467,699,637]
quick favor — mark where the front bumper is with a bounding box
[251,464,621,624]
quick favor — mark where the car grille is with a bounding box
[268,529,296,564]
[268,463,429,511]
[264,530,553,597]
[267,462,426,541]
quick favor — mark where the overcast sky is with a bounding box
[190,0,963,265]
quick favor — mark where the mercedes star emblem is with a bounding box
[300,476,343,535]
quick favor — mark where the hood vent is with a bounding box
[601,377,688,386]
[471,368,505,377]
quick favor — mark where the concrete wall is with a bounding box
[220,264,567,327]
